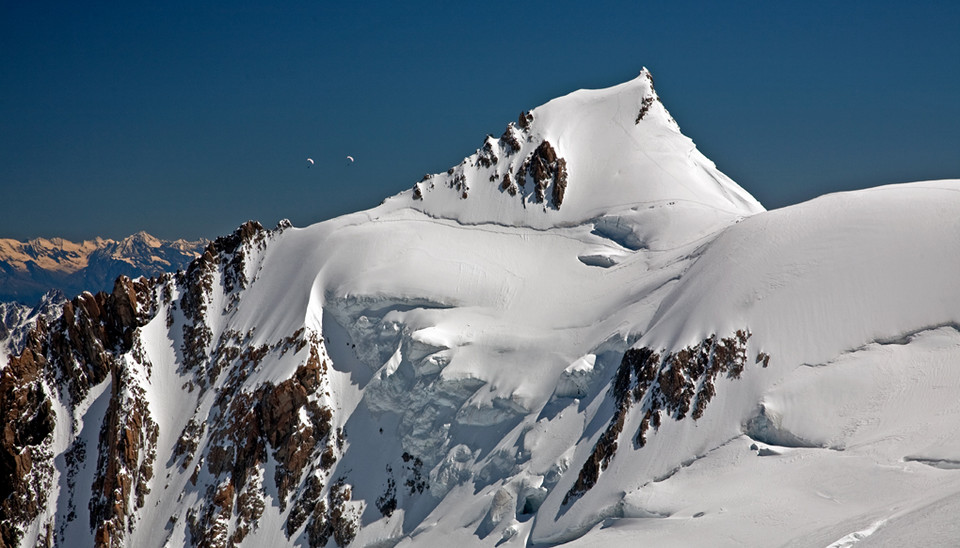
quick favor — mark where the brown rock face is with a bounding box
[89,366,159,547]
[565,330,767,504]
[634,70,663,123]
[1,273,157,547]
[500,126,522,153]
[517,110,534,130]
[0,338,55,548]
[517,140,568,208]
[409,108,571,212]
[179,221,265,379]
[184,326,344,547]
[48,276,155,404]
[1,220,365,548]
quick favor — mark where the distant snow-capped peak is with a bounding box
[0,232,207,304]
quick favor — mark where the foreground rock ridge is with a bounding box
[4,71,960,548]
[0,232,207,305]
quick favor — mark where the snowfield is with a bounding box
[9,71,960,548]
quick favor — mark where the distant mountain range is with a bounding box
[0,232,206,304]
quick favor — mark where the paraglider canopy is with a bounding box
[346,155,354,164]
[306,158,314,167]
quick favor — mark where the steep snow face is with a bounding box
[400,69,763,231]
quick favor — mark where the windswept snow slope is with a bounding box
[529,179,960,545]
[403,69,762,228]
[6,71,960,548]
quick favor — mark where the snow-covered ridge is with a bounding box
[401,69,764,229]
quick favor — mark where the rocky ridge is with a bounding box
[0,291,66,366]
[0,221,363,548]
[413,110,569,210]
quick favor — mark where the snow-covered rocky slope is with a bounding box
[3,70,960,548]
[0,291,66,369]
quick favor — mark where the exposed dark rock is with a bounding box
[178,221,265,378]
[566,330,765,503]
[477,140,498,169]
[552,158,568,207]
[186,481,235,548]
[516,140,567,208]
[375,467,398,517]
[0,333,55,548]
[176,324,343,545]
[0,219,371,547]
[290,477,358,548]
[401,452,428,495]
[89,364,159,546]
[635,71,662,123]
[517,111,534,130]
[635,95,656,122]
[500,125,521,153]
[174,418,205,469]
[0,272,158,547]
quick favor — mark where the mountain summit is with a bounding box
[3,73,960,548]
[406,69,763,228]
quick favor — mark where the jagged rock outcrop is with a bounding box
[564,330,767,504]
[0,220,356,547]
[0,219,371,548]
[89,362,159,545]
[0,326,56,548]
[633,70,674,126]
[409,109,570,212]
[0,274,156,547]
[1,291,66,364]
[516,140,567,206]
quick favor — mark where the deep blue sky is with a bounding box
[2,1,958,241]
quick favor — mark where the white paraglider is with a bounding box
[306,158,314,167]
[346,155,354,164]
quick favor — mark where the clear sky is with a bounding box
[2,1,958,241]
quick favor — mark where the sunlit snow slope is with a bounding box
[531,180,960,546]
[5,71,960,548]
[403,68,762,229]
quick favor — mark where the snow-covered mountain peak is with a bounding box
[401,69,764,230]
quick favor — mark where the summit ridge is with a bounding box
[403,69,764,228]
